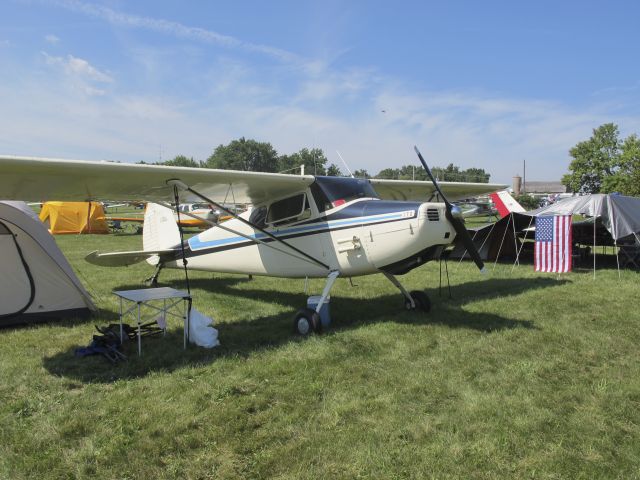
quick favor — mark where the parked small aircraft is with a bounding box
[488,190,526,217]
[455,199,498,219]
[0,148,505,334]
[175,203,218,228]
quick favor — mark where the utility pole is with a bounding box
[523,159,526,194]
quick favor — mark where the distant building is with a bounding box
[522,181,566,194]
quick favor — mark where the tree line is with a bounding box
[563,123,640,196]
[148,137,491,183]
[146,123,640,196]
[375,164,490,182]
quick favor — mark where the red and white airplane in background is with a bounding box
[489,190,526,217]
[0,147,506,335]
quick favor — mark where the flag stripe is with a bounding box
[535,215,572,273]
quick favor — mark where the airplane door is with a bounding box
[318,202,372,275]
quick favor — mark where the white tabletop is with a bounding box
[113,287,190,303]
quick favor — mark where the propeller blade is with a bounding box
[414,146,486,272]
[413,146,450,207]
[447,208,486,272]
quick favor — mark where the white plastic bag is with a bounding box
[188,308,220,348]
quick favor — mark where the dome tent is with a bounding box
[0,201,96,327]
[39,201,108,234]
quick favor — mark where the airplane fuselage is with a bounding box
[163,198,456,278]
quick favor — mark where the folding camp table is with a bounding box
[113,287,191,356]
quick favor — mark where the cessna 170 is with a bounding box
[0,148,505,335]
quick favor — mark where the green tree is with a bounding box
[375,168,400,179]
[278,148,328,175]
[463,167,490,183]
[160,155,202,168]
[432,163,460,181]
[562,123,621,194]
[602,134,640,196]
[515,194,540,210]
[374,164,489,182]
[398,165,427,180]
[326,163,342,176]
[206,138,279,172]
[353,169,370,178]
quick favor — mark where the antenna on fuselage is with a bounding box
[336,151,354,178]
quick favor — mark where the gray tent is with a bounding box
[526,194,640,271]
[528,194,640,243]
[452,194,640,271]
[0,201,96,327]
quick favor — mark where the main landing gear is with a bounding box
[382,271,431,313]
[144,262,164,287]
[293,270,339,336]
[293,308,321,336]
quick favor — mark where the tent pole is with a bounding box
[512,214,519,266]
[87,202,92,234]
[615,239,621,280]
[593,215,596,280]
[511,215,534,273]
[493,213,512,271]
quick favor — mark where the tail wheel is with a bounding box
[404,290,431,313]
[293,308,322,336]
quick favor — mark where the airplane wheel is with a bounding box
[293,308,322,336]
[405,290,431,313]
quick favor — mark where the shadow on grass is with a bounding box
[42,276,558,383]
[3,278,250,331]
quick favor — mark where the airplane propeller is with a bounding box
[414,146,486,273]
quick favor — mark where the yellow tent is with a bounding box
[39,202,109,234]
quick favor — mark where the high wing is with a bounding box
[0,155,315,204]
[370,178,508,202]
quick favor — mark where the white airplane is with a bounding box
[0,147,505,335]
[175,202,219,227]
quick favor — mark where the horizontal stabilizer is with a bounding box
[85,249,175,267]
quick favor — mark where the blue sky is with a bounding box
[1,0,639,183]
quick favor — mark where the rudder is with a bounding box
[143,203,181,264]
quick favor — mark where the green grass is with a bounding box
[1,232,640,479]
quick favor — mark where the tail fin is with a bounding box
[489,190,526,217]
[143,203,181,265]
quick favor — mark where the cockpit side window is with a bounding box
[266,193,311,226]
[249,206,267,229]
[310,182,331,213]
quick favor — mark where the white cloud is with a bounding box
[45,34,60,44]
[8,48,635,184]
[42,52,113,83]
[53,0,303,64]
[9,2,639,184]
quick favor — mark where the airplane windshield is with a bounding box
[311,176,379,212]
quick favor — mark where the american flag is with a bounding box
[535,215,572,272]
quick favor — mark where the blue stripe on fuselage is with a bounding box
[188,200,420,252]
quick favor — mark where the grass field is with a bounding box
[1,230,640,479]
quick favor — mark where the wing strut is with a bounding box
[167,180,331,271]
[155,200,330,270]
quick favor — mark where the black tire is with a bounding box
[404,290,431,313]
[293,308,322,336]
